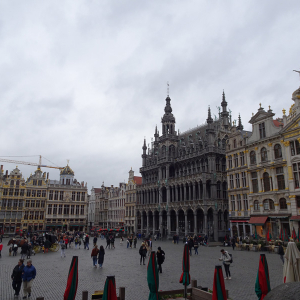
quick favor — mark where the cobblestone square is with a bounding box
[0,238,283,300]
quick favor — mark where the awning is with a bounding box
[290,216,300,221]
[248,216,268,225]
[230,220,249,223]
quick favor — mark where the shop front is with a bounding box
[248,216,268,238]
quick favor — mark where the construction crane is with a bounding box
[0,155,64,170]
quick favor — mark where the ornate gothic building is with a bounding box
[135,92,231,241]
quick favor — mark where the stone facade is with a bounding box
[136,92,231,241]
[124,168,141,234]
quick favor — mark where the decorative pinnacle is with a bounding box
[282,108,286,115]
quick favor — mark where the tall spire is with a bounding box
[207,106,213,124]
[221,90,227,111]
[236,114,244,130]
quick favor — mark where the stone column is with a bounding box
[250,224,253,236]
[153,213,156,232]
[204,207,208,235]
[193,183,196,201]
[194,211,197,235]
[167,211,171,237]
[141,213,144,234]
[237,223,240,237]
[184,211,188,236]
[175,185,178,202]
[159,211,163,237]
[167,186,170,204]
[243,222,246,238]
[230,221,233,238]
[203,182,207,200]
[213,210,218,242]
[159,187,162,205]
[184,185,187,201]
[134,214,137,234]
[176,211,179,235]
[188,184,192,201]
[146,211,149,235]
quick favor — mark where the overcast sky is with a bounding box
[0,1,300,191]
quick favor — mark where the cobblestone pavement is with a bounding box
[0,238,283,300]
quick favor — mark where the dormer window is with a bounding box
[259,122,266,139]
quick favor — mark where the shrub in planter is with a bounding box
[252,240,258,245]
[242,239,247,244]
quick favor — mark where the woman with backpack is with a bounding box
[219,249,232,280]
[156,247,165,273]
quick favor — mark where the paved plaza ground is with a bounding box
[0,237,283,300]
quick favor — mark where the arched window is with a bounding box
[16,180,20,186]
[217,181,221,198]
[274,144,282,159]
[263,172,270,192]
[250,151,256,165]
[279,198,287,209]
[161,146,166,157]
[234,139,237,148]
[261,147,268,162]
[263,199,275,210]
[10,180,14,186]
[254,200,259,211]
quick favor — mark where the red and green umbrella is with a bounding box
[255,227,258,239]
[147,251,160,300]
[212,265,227,300]
[103,276,118,300]
[292,228,297,240]
[266,229,270,242]
[179,244,191,299]
[64,256,78,300]
[255,254,271,300]
[297,228,300,242]
[279,228,283,240]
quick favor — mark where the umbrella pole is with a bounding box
[184,285,187,299]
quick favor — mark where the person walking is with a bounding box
[278,242,285,265]
[98,245,105,268]
[133,236,137,248]
[106,237,110,249]
[120,236,124,245]
[11,259,25,297]
[85,235,90,250]
[139,243,147,265]
[0,242,3,258]
[156,247,165,273]
[60,240,66,258]
[93,236,98,247]
[13,242,18,256]
[91,245,99,267]
[231,237,236,250]
[194,239,199,255]
[219,249,231,280]
[22,259,36,299]
[21,240,28,260]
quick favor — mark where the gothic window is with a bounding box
[276,167,285,190]
[259,122,266,138]
[222,139,226,150]
[217,181,221,198]
[16,180,20,186]
[230,195,235,211]
[216,158,220,171]
[162,146,166,157]
[250,151,256,165]
[251,172,258,193]
[254,200,259,211]
[237,194,241,211]
[261,147,268,162]
[222,158,226,172]
[10,180,14,186]
[263,172,270,191]
[279,198,287,209]
[274,144,282,159]
[205,159,209,172]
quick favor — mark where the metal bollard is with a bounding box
[82,290,88,300]
[119,287,125,300]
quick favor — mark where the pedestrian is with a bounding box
[231,237,236,250]
[27,243,32,259]
[98,245,105,268]
[93,236,98,246]
[219,249,231,280]
[111,236,115,249]
[85,235,90,250]
[129,236,133,248]
[156,247,165,273]
[21,240,28,260]
[11,259,25,297]
[194,240,199,255]
[188,238,193,256]
[147,238,152,255]
[139,243,147,265]
[64,237,69,249]
[120,236,124,245]
[78,237,82,249]
[22,259,36,299]
[133,236,137,248]
[106,237,110,249]
[60,240,66,258]
[278,242,284,265]
[91,245,99,267]
[13,242,18,256]
[126,238,130,249]
[74,236,79,249]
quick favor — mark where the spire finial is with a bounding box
[293,69,300,82]
[167,81,169,96]
[237,113,244,130]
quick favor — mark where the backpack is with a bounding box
[229,253,233,263]
[61,243,66,249]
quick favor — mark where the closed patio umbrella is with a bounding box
[283,242,300,283]
[179,244,190,299]
[147,251,160,300]
[64,256,78,300]
[292,228,297,240]
[103,276,118,300]
[212,265,227,300]
[255,254,271,300]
